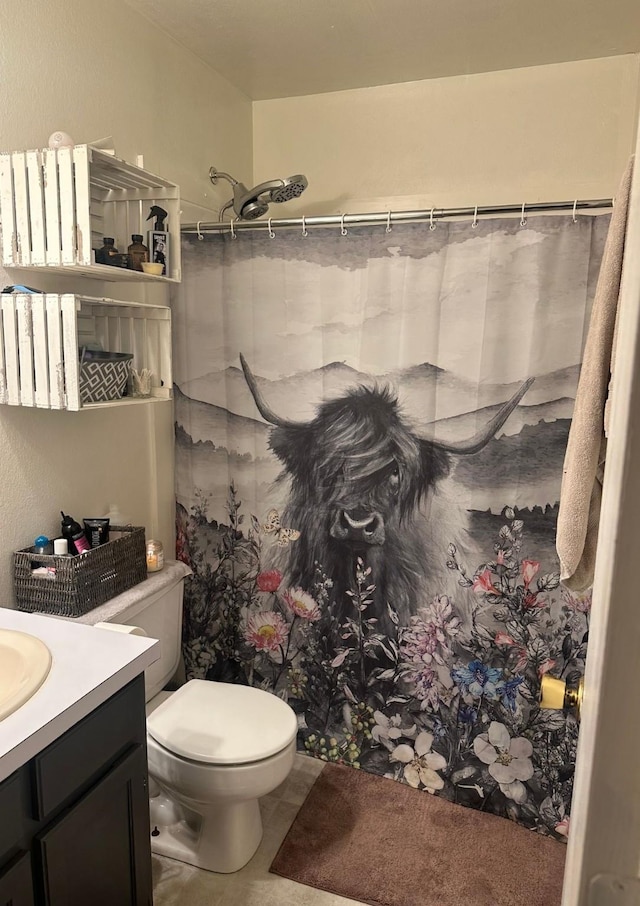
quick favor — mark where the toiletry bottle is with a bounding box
[127,235,149,272]
[60,512,91,554]
[146,206,169,276]
[53,538,69,555]
[34,535,52,554]
[96,238,119,266]
[104,503,128,527]
[83,517,110,547]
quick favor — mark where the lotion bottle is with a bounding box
[104,503,128,527]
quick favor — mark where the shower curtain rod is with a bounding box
[181,198,613,235]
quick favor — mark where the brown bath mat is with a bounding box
[270,763,566,906]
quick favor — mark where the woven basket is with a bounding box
[13,526,147,617]
[79,350,133,404]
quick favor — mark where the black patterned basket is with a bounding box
[79,349,133,404]
[13,526,147,617]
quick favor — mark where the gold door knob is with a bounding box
[540,675,584,720]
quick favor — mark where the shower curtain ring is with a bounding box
[268,218,276,239]
[520,202,527,227]
[229,219,236,239]
[196,221,204,240]
[429,208,436,231]
[301,215,308,237]
[472,206,478,229]
[572,200,578,223]
[386,211,392,233]
[340,213,348,236]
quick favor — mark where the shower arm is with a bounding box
[210,168,287,199]
[209,168,239,187]
[211,168,240,220]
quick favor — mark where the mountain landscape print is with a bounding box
[175,357,578,536]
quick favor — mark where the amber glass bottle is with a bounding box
[96,237,119,265]
[127,234,149,271]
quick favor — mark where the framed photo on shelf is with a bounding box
[148,231,168,276]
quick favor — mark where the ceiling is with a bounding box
[128,0,640,100]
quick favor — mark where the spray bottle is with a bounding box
[146,205,169,276]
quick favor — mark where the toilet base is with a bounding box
[150,794,263,873]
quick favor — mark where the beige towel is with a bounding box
[556,158,633,592]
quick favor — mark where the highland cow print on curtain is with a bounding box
[173,216,607,839]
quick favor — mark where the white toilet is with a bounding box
[81,561,299,873]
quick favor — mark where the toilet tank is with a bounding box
[76,560,192,701]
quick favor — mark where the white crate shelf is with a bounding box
[0,145,181,282]
[0,293,172,411]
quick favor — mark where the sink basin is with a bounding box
[0,629,52,721]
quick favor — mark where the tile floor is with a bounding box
[152,753,366,906]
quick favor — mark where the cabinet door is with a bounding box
[0,771,24,865]
[36,745,152,906]
[0,852,34,906]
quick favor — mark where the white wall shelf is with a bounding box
[5,263,177,283]
[0,293,172,411]
[0,145,181,282]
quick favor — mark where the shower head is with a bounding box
[210,167,308,222]
[267,175,308,204]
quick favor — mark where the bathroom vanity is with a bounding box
[0,608,160,906]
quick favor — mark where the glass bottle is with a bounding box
[127,234,149,271]
[96,238,119,265]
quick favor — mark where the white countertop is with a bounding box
[0,607,160,784]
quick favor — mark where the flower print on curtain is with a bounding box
[173,216,607,839]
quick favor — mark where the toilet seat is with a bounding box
[147,679,298,765]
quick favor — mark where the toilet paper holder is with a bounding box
[540,674,584,721]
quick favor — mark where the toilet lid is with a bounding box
[147,679,298,765]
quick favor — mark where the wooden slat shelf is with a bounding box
[8,263,179,284]
[0,147,180,413]
[0,145,181,282]
[0,294,172,411]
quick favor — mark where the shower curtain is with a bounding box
[173,216,607,839]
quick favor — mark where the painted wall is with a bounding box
[253,55,640,215]
[0,0,252,604]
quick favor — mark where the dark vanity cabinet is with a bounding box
[0,851,34,906]
[0,675,153,906]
